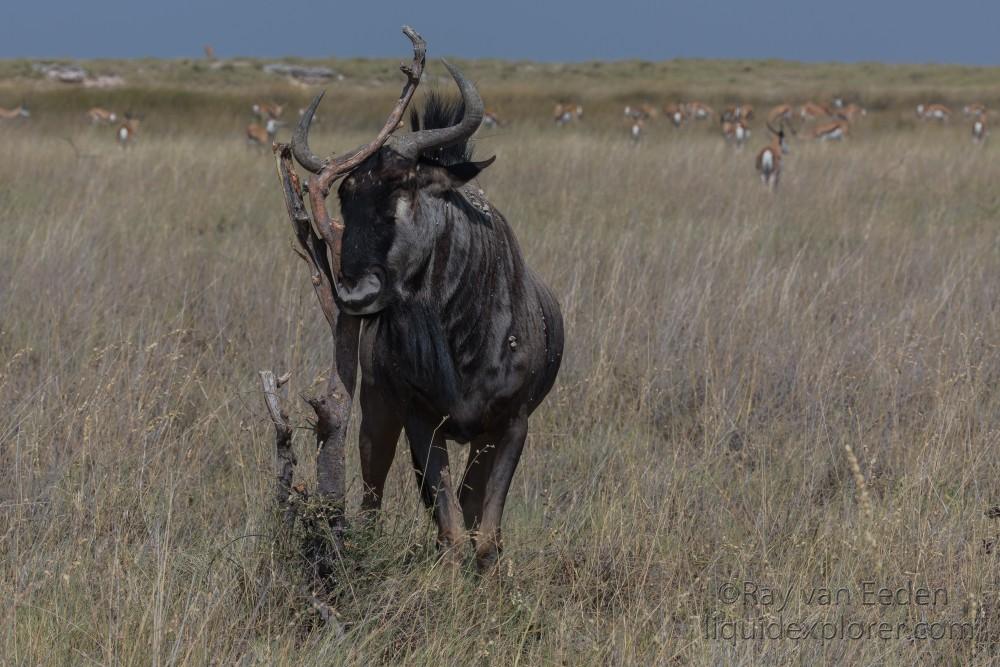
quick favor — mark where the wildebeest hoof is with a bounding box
[436,540,467,568]
[474,548,500,574]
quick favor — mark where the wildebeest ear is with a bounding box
[420,156,496,194]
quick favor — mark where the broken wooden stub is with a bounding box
[257,146,360,577]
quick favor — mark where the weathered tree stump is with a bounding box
[258,26,426,587]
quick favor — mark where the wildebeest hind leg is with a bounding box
[405,418,467,556]
[474,417,528,573]
[358,383,402,518]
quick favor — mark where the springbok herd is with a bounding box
[0,93,990,190]
[617,98,991,190]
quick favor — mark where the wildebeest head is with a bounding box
[292,62,495,316]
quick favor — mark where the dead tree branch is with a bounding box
[258,369,295,526]
[262,26,427,581]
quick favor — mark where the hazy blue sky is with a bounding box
[1,1,996,64]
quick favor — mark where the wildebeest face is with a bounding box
[290,56,491,316]
[335,147,494,316]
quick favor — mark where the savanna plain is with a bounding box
[2,57,1000,665]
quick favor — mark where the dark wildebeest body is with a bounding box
[293,64,563,571]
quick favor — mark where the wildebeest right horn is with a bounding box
[388,60,484,160]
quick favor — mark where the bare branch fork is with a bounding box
[259,26,426,578]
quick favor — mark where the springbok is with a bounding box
[722,119,750,148]
[553,103,583,126]
[117,115,139,148]
[0,103,31,120]
[972,113,988,144]
[812,119,849,141]
[722,104,754,123]
[769,104,794,124]
[252,103,284,121]
[685,101,714,120]
[663,103,686,127]
[247,118,280,146]
[629,117,644,143]
[964,103,987,117]
[756,122,789,190]
[838,103,866,122]
[916,104,951,122]
[482,109,504,129]
[799,102,831,122]
[624,104,656,121]
[87,107,118,124]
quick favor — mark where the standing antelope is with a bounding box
[812,118,848,141]
[663,103,686,127]
[629,117,644,143]
[482,109,504,129]
[722,119,750,148]
[0,103,31,120]
[838,103,866,122]
[972,113,988,144]
[553,103,583,125]
[756,122,789,190]
[916,104,951,122]
[722,104,753,123]
[87,107,118,124]
[769,104,794,124]
[964,103,987,117]
[246,118,280,147]
[624,104,656,121]
[685,101,714,120]
[252,103,284,120]
[799,102,831,122]
[117,115,139,148]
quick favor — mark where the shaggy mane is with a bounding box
[409,91,474,166]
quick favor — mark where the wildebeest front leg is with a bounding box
[474,417,528,573]
[404,418,467,557]
[358,382,402,518]
[459,434,499,531]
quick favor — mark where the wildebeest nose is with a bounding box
[338,270,384,309]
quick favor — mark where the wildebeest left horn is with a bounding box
[389,60,484,160]
[290,25,427,194]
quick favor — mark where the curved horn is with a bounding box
[388,60,484,160]
[288,25,426,190]
[291,91,327,173]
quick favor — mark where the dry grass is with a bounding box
[2,69,1000,665]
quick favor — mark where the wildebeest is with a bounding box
[291,61,564,572]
